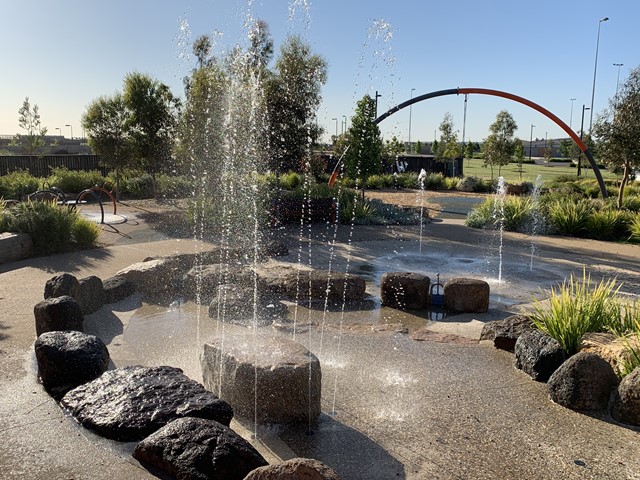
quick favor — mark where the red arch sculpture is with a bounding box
[373,87,607,198]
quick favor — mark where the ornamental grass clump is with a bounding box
[71,217,102,247]
[530,271,622,355]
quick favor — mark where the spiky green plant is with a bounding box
[530,271,622,355]
[502,195,533,232]
[71,217,102,247]
[548,199,592,236]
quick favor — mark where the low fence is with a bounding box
[0,155,108,177]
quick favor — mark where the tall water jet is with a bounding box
[493,176,506,283]
[418,168,427,253]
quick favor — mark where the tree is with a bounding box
[381,135,404,170]
[513,138,525,181]
[593,65,640,208]
[343,95,383,196]
[544,138,553,165]
[483,110,517,178]
[123,72,180,196]
[433,112,460,163]
[414,140,422,154]
[265,35,327,173]
[464,141,475,159]
[16,97,47,155]
[248,19,274,73]
[82,94,133,200]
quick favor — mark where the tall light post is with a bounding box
[569,98,576,130]
[614,63,624,105]
[331,117,338,138]
[529,124,535,161]
[55,127,61,138]
[408,88,415,152]
[578,104,590,177]
[65,124,73,139]
[375,90,382,117]
[342,115,347,135]
[589,16,609,133]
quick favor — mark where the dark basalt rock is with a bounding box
[547,351,617,411]
[75,275,105,314]
[515,330,566,382]
[102,275,136,304]
[244,457,342,480]
[34,295,84,336]
[34,330,109,399]
[60,365,233,441]
[133,417,267,480]
[480,315,534,352]
[611,367,640,427]
[44,273,79,299]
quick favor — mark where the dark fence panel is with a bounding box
[0,155,108,177]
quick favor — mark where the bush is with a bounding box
[396,172,419,189]
[365,174,391,190]
[443,177,459,190]
[422,173,445,190]
[530,271,622,355]
[457,176,480,192]
[156,174,193,198]
[0,170,40,199]
[71,217,102,247]
[629,213,640,242]
[7,200,77,254]
[47,167,105,194]
[548,199,592,236]
[586,209,630,241]
[465,197,496,229]
[502,196,533,232]
[279,171,302,190]
[124,174,154,199]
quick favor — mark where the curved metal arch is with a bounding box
[375,87,607,198]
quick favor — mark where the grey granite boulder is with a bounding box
[133,417,267,480]
[60,365,233,441]
[547,351,617,411]
[34,295,84,336]
[44,273,79,299]
[611,367,640,427]
[208,285,288,326]
[0,232,32,264]
[443,278,490,313]
[102,275,135,304]
[480,315,534,351]
[201,334,321,424]
[75,275,105,315]
[34,330,109,399]
[182,264,253,304]
[244,458,341,480]
[380,272,430,310]
[515,330,565,382]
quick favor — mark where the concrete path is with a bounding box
[1,202,640,479]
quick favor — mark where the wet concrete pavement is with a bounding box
[1,200,640,479]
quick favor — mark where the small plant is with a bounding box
[502,195,533,232]
[547,199,592,236]
[279,171,302,190]
[71,217,102,247]
[396,172,419,189]
[8,200,77,254]
[0,170,40,199]
[530,270,622,355]
[47,167,105,193]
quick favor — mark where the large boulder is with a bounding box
[286,270,366,302]
[244,458,341,480]
[380,272,430,310]
[579,332,640,377]
[60,365,233,441]
[75,275,105,315]
[102,275,136,304]
[116,257,188,299]
[201,334,321,424]
[182,264,253,304]
[443,278,490,313]
[133,417,267,480]
[44,273,79,299]
[34,330,109,399]
[547,351,618,411]
[514,330,565,382]
[0,232,33,264]
[611,367,640,427]
[34,295,84,336]
[208,285,288,326]
[480,315,534,351]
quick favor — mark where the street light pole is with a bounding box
[408,88,415,152]
[589,16,609,133]
[65,124,73,139]
[578,104,590,177]
[342,115,347,135]
[614,63,624,105]
[375,90,382,117]
[569,98,576,130]
[529,124,535,162]
[56,127,61,138]
[331,117,338,138]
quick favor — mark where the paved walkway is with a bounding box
[1,201,640,479]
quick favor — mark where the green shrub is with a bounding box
[629,213,640,242]
[502,196,533,232]
[396,172,419,189]
[465,197,496,229]
[125,174,154,199]
[279,171,302,190]
[0,170,40,199]
[47,167,105,193]
[422,173,445,190]
[456,175,480,192]
[0,200,10,232]
[548,199,592,236]
[71,217,101,247]
[8,200,77,254]
[156,174,193,198]
[530,271,622,355]
[443,177,459,190]
[621,195,640,212]
[365,174,391,190]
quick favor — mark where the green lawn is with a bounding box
[461,158,619,184]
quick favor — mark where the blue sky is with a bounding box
[2,0,639,146]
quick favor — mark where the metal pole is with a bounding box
[614,63,624,106]
[375,91,382,117]
[589,17,609,133]
[332,117,338,138]
[578,104,590,177]
[342,115,347,134]
[408,88,415,151]
[65,124,73,139]
[569,98,576,130]
[529,124,535,162]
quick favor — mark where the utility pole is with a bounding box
[578,104,590,177]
